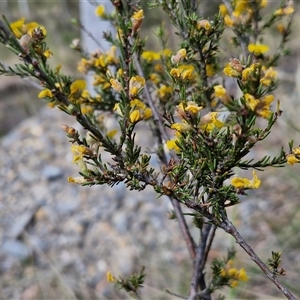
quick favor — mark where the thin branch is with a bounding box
[188,238,207,300]
[200,225,217,271]
[165,289,186,299]
[170,197,196,261]
[220,217,297,300]
[188,224,215,300]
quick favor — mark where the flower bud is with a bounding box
[229,58,243,73]
[131,10,144,33]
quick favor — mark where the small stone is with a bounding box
[41,165,63,180]
[111,211,129,234]
[56,200,80,215]
[2,240,30,260]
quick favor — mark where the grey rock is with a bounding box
[2,240,30,260]
[41,164,63,180]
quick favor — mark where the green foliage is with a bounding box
[116,266,146,300]
[268,251,286,276]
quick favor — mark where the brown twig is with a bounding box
[188,237,209,300]
[188,224,216,300]
[170,197,196,260]
[220,217,297,300]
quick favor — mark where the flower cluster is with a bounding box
[231,170,261,191]
[220,260,248,288]
[287,147,300,165]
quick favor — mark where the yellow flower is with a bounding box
[171,122,191,132]
[161,48,172,57]
[68,176,87,184]
[224,15,234,27]
[107,129,118,139]
[230,280,239,288]
[157,85,173,99]
[228,268,238,277]
[248,43,269,55]
[143,109,152,120]
[38,89,53,98]
[200,112,225,132]
[71,144,93,156]
[10,18,46,39]
[171,48,187,64]
[231,170,261,189]
[233,0,249,17]
[287,147,300,165]
[186,101,203,115]
[26,22,47,37]
[129,110,141,123]
[206,64,216,77]
[224,64,239,77]
[81,105,93,115]
[113,103,122,116]
[43,49,53,58]
[274,6,294,16]
[213,85,231,104]
[259,0,268,8]
[219,4,228,16]
[93,74,110,89]
[224,58,243,78]
[149,73,161,84]
[71,145,89,172]
[78,58,93,74]
[177,101,202,116]
[70,79,87,100]
[129,76,145,96]
[166,139,181,153]
[244,93,259,111]
[292,147,300,155]
[81,89,90,99]
[287,154,300,166]
[132,9,144,20]
[260,66,277,86]
[142,51,161,63]
[106,271,117,283]
[255,94,274,118]
[110,78,123,93]
[277,24,286,34]
[93,47,117,69]
[154,63,164,73]
[238,268,248,282]
[54,64,62,75]
[196,19,211,31]
[170,64,195,80]
[10,17,25,38]
[95,5,105,17]
[131,9,144,33]
[214,85,227,98]
[94,55,106,68]
[129,99,152,123]
[241,63,258,81]
[221,264,248,288]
